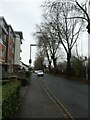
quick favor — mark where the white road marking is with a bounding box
[40,78,74,120]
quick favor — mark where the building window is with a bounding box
[2,34,6,42]
[2,29,6,42]
[1,49,4,57]
[0,38,3,44]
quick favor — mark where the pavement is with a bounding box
[12,74,64,118]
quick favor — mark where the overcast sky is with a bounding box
[0,0,88,66]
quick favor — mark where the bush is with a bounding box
[18,70,31,86]
[2,81,21,119]
[71,56,85,78]
[20,79,28,86]
[0,86,2,120]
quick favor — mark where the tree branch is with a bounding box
[76,1,90,22]
[66,17,88,22]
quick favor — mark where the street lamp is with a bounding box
[29,44,37,67]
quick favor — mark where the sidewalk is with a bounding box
[13,74,64,118]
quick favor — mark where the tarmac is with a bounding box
[12,74,64,118]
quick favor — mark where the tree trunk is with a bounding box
[52,58,58,73]
[48,60,52,72]
[67,52,71,76]
[53,58,57,69]
[46,50,52,72]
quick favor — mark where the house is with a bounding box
[0,17,8,63]
[0,17,16,78]
[0,17,23,79]
[0,17,9,77]
[13,31,23,72]
[7,25,16,73]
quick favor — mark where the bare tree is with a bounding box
[75,0,89,22]
[34,23,61,71]
[34,25,52,71]
[34,51,44,70]
[66,0,90,33]
[75,0,90,33]
[42,0,85,75]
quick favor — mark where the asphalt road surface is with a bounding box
[38,73,89,118]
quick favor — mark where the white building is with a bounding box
[14,31,23,69]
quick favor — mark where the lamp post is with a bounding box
[29,44,37,67]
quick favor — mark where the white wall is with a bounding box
[14,34,21,65]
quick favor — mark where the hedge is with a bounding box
[2,81,21,119]
[0,86,2,120]
[18,70,31,86]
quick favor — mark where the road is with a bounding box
[37,73,89,118]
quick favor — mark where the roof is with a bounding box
[15,31,23,44]
[0,16,8,34]
[0,17,15,37]
[0,16,8,27]
[15,31,23,39]
[20,61,29,68]
[0,16,23,42]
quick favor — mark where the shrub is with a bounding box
[20,79,28,86]
[71,56,85,77]
[18,70,31,86]
[2,81,21,119]
[0,86,2,119]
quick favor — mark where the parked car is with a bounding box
[37,70,44,76]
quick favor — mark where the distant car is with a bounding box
[37,70,44,76]
[34,70,38,74]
